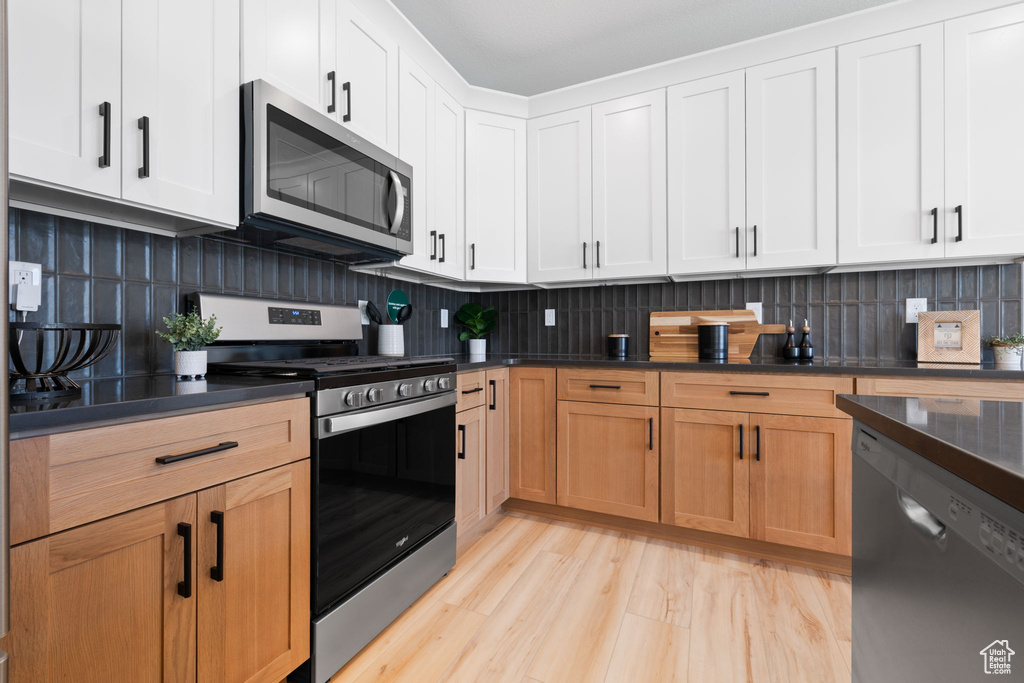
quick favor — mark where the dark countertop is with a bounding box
[9,375,314,435]
[838,394,1024,512]
[452,354,1024,378]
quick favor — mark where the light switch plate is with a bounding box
[358,300,369,325]
[441,309,449,328]
[906,298,928,323]
[745,302,763,324]
[545,309,556,326]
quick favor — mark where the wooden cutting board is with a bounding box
[649,310,786,360]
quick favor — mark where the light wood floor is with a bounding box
[329,511,852,683]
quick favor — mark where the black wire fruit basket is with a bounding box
[9,322,121,401]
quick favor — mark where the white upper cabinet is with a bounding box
[432,86,466,279]
[592,91,668,279]
[667,71,746,275]
[838,26,945,265]
[527,107,593,283]
[466,111,527,283]
[397,53,435,272]
[9,0,122,198]
[746,50,837,271]
[945,4,1024,258]
[122,0,240,226]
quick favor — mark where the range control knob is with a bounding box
[367,388,383,403]
[438,377,452,390]
[344,392,363,408]
[398,383,412,397]
[424,379,438,393]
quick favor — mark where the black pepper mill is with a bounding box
[799,318,815,360]
[782,319,800,360]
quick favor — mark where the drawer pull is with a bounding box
[729,391,769,397]
[461,387,484,395]
[210,511,225,582]
[155,441,239,465]
[177,522,192,598]
[589,384,621,390]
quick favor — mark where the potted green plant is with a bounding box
[455,303,497,357]
[985,333,1024,369]
[156,307,222,379]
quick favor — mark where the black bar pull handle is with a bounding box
[735,227,740,258]
[470,243,476,270]
[729,391,770,397]
[156,441,239,465]
[439,233,446,263]
[753,225,758,256]
[210,511,224,582]
[98,102,111,168]
[738,423,744,460]
[177,522,192,598]
[342,81,352,122]
[755,425,762,462]
[457,425,466,459]
[955,205,963,242]
[461,387,483,395]
[430,230,437,260]
[582,242,587,269]
[589,384,621,390]
[138,116,150,179]
[648,417,654,451]
[596,241,602,268]
[930,208,938,244]
[327,71,337,113]
[489,379,497,410]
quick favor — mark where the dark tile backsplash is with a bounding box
[11,207,1024,376]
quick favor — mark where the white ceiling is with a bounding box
[392,0,897,96]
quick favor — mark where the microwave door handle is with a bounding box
[387,171,405,235]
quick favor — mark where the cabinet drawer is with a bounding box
[457,371,487,411]
[557,369,659,406]
[856,376,1024,401]
[661,372,853,418]
[10,398,309,545]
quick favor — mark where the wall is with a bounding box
[8,209,470,379]
[481,266,1024,362]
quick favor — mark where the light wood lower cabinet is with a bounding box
[484,368,510,513]
[456,369,511,539]
[455,405,487,533]
[556,401,660,522]
[509,367,557,504]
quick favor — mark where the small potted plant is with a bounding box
[985,333,1024,369]
[156,307,222,379]
[456,302,497,357]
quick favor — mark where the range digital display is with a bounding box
[268,306,322,325]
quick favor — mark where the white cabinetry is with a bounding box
[746,50,836,271]
[837,26,945,264]
[397,54,434,272]
[466,111,527,283]
[433,87,466,279]
[527,107,592,283]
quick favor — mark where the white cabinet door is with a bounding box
[746,50,837,270]
[592,90,668,279]
[433,86,466,279]
[527,107,593,283]
[336,0,399,153]
[466,111,527,283]
[667,72,746,275]
[397,53,435,272]
[9,0,121,198]
[838,26,945,265]
[242,0,333,115]
[945,4,1024,258]
[122,0,240,226]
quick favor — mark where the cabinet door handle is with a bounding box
[589,384,621,390]
[648,417,654,451]
[930,207,938,244]
[177,522,192,598]
[457,424,466,459]
[955,205,963,242]
[342,81,352,122]
[327,71,337,113]
[155,441,238,465]
[755,425,762,461]
[470,243,476,270]
[439,233,446,263]
[596,241,601,268]
[752,225,758,257]
[461,387,483,395]
[489,379,497,410]
[735,227,740,258]
[98,102,111,168]
[729,391,770,397]
[738,423,744,460]
[430,230,437,260]
[138,116,150,179]
[210,511,224,582]
[582,242,587,269]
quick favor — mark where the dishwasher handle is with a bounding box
[897,490,947,544]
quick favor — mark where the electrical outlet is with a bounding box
[745,302,763,324]
[545,309,556,326]
[441,309,449,328]
[358,300,370,325]
[9,261,42,313]
[906,298,928,323]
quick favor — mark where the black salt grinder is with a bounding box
[799,318,815,360]
[782,319,800,360]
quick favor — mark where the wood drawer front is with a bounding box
[10,398,310,545]
[556,369,659,406]
[856,376,1024,401]
[457,371,487,412]
[661,373,853,418]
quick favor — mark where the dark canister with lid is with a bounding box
[697,322,729,360]
[607,334,629,359]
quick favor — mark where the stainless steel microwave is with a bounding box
[239,80,412,264]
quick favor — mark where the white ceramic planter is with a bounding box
[378,325,405,357]
[992,344,1023,369]
[174,350,208,379]
[468,339,486,358]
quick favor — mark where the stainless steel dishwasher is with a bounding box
[853,423,1024,682]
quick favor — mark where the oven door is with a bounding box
[313,392,456,616]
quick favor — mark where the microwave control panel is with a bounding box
[268,306,322,325]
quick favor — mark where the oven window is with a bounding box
[314,405,455,614]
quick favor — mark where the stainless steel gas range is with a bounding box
[192,293,456,683]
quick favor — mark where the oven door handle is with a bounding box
[321,392,457,437]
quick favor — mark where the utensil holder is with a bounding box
[378,325,405,357]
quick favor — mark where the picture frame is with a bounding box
[916,310,981,364]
